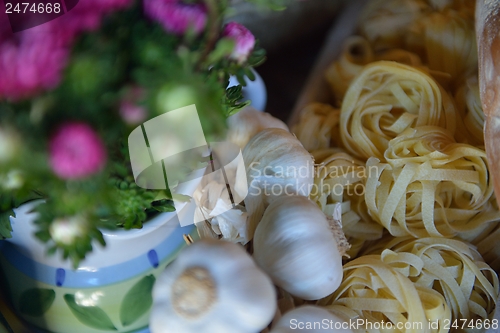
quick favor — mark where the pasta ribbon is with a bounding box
[340,61,457,161]
[292,103,341,151]
[365,126,494,238]
[369,237,500,330]
[318,255,451,333]
[359,0,428,51]
[310,149,384,258]
[325,36,374,105]
[405,10,477,86]
[473,224,500,273]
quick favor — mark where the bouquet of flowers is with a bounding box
[0,0,276,267]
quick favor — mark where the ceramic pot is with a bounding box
[0,197,198,333]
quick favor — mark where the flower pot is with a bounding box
[0,198,198,333]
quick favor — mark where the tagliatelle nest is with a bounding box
[324,36,374,105]
[310,148,383,258]
[405,9,477,85]
[366,237,499,330]
[292,103,342,151]
[365,126,495,238]
[318,255,451,333]
[339,61,458,161]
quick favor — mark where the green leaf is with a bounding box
[152,205,175,213]
[34,229,51,243]
[244,67,256,81]
[151,199,175,213]
[119,275,155,327]
[0,210,13,239]
[19,288,55,317]
[11,191,44,207]
[206,38,235,65]
[64,294,117,331]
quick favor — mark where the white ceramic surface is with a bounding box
[228,68,267,112]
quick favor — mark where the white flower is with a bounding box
[49,216,87,246]
[1,170,24,190]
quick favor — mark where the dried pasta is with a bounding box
[365,126,494,238]
[340,61,457,161]
[473,224,500,273]
[358,0,428,51]
[310,148,384,257]
[368,237,499,329]
[405,10,477,86]
[292,103,341,151]
[318,255,451,333]
[301,0,500,327]
[325,36,374,105]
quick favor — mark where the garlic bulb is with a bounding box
[150,239,277,333]
[243,128,314,241]
[271,306,353,333]
[253,195,343,300]
[227,106,289,149]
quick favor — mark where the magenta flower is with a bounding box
[0,0,132,100]
[144,0,207,35]
[222,22,255,64]
[49,122,107,179]
[54,0,133,41]
[0,20,70,100]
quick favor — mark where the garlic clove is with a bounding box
[227,106,289,149]
[253,195,343,301]
[243,128,314,241]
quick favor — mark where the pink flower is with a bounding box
[49,122,107,179]
[144,0,207,35]
[0,12,70,100]
[0,32,69,100]
[54,0,133,40]
[120,102,147,125]
[119,87,147,125]
[222,22,255,64]
[0,0,132,100]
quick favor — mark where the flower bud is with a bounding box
[222,22,255,64]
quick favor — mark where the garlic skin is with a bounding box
[243,128,314,241]
[271,306,354,333]
[150,239,277,333]
[227,106,289,149]
[253,196,343,300]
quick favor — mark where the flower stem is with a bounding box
[198,0,222,70]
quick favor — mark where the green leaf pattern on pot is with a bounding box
[119,274,155,327]
[64,294,117,331]
[19,288,55,317]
